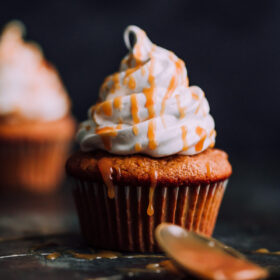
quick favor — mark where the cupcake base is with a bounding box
[73,179,227,252]
[0,116,75,193]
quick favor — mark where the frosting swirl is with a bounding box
[0,21,70,122]
[78,25,215,157]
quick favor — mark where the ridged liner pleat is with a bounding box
[73,180,228,252]
[0,139,70,192]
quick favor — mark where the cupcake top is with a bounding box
[78,25,215,157]
[67,148,232,186]
[0,21,70,123]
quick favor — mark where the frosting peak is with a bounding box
[0,21,70,122]
[78,25,216,157]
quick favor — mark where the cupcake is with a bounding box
[0,21,75,193]
[66,25,232,252]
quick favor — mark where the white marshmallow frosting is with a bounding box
[0,21,69,122]
[78,25,216,157]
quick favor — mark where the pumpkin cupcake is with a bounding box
[0,21,75,193]
[66,25,232,252]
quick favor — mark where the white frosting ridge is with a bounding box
[0,21,70,122]
[78,25,216,157]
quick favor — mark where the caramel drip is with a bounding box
[195,103,201,114]
[128,76,136,90]
[110,73,120,93]
[181,126,188,151]
[46,252,61,260]
[147,120,157,150]
[253,248,280,255]
[96,126,118,137]
[185,76,189,87]
[146,263,160,270]
[143,46,156,119]
[195,126,207,152]
[147,169,158,216]
[192,91,199,100]
[113,96,123,110]
[97,158,115,199]
[101,101,113,116]
[206,162,211,177]
[131,94,140,124]
[175,95,186,119]
[209,130,216,148]
[160,56,184,116]
[69,250,121,260]
[132,125,139,135]
[96,126,118,151]
[116,123,122,130]
[135,143,142,152]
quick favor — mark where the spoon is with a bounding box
[155,223,268,280]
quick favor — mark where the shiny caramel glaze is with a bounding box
[45,252,61,260]
[66,148,232,187]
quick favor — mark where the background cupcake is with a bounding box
[0,21,75,193]
[66,25,232,252]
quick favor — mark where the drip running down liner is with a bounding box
[73,179,227,252]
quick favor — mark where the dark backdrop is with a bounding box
[1,0,279,164]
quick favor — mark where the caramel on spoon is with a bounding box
[155,223,268,280]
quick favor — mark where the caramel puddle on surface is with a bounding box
[147,169,158,216]
[45,252,61,260]
[97,158,115,199]
[68,250,121,260]
[253,248,280,255]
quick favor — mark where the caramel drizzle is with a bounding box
[46,252,61,260]
[209,129,216,148]
[135,143,142,152]
[96,126,118,151]
[253,248,280,255]
[113,96,123,110]
[175,95,186,119]
[181,126,188,151]
[206,162,211,177]
[143,45,156,119]
[147,169,158,216]
[101,100,113,116]
[130,94,140,124]
[97,158,115,199]
[147,119,157,150]
[160,54,184,116]
[195,126,207,152]
[132,125,139,135]
[69,250,120,260]
[192,91,200,100]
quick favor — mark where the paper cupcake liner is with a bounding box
[0,138,71,192]
[73,179,228,252]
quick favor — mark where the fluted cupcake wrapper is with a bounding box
[73,179,228,252]
[0,138,71,192]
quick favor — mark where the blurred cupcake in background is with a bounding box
[0,21,75,193]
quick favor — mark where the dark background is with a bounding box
[1,2,280,278]
[1,0,279,164]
